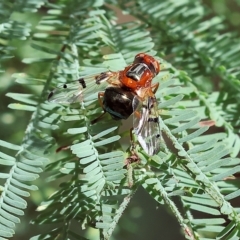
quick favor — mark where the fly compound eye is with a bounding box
[151,59,160,75]
[134,54,144,64]
[133,53,160,76]
[149,62,158,76]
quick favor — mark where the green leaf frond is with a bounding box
[26,5,157,239]
[0,0,45,71]
[114,0,240,91]
[113,0,240,148]
[1,1,240,240]
[136,60,240,239]
[0,138,47,239]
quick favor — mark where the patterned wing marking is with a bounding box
[132,95,161,155]
[48,71,118,104]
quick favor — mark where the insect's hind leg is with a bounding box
[91,92,106,125]
[124,127,140,187]
[56,145,70,153]
[129,127,138,154]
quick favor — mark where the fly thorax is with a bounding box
[126,63,149,81]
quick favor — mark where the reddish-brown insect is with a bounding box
[48,53,161,155]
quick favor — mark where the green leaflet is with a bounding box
[0,140,21,151]
[6,93,38,105]
[0,159,15,166]
[187,138,217,154]
[0,173,10,179]
[158,94,184,108]
[92,126,118,140]
[8,185,30,198]
[8,103,36,111]
[178,126,209,143]
[10,179,38,191]
[67,127,87,134]
[224,189,240,201]
[192,218,226,225]
[183,194,218,207]
[1,207,20,224]
[94,135,121,147]
[12,73,45,85]
[197,146,230,167]
[164,110,198,124]
[211,166,240,182]
[79,154,96,164]
[189,204,220,215]
[172,117,201,134]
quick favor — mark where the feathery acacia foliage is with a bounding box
[0,0,240,240]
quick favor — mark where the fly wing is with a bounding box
[132,94,161,155]
[48,71,118,104]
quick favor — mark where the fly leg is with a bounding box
[91,92,107,125]
[129,127,136,153]
[125,128,140,165]
[151,82,159,94]
[124,128,140,187]
[56,145,70,153]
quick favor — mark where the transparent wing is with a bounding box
[48,71,118,103]
[132,94,161,155]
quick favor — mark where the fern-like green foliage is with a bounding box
[1,0,240,240]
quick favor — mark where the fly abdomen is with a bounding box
[103,87,136,120]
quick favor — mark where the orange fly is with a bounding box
[48,53,161,155]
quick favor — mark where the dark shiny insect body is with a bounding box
[103,87,137,120]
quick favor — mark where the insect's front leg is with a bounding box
[151,82,159,94]
[97,92,104,108]
[91,92,106,125]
